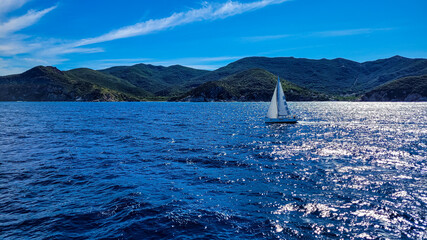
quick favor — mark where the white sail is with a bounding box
[266,76,297,123]
[276,77,291,117]
[266,86,278,118]
[267,77,291,119]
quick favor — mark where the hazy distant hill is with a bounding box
[100,64,210,96]
[361,75,427,101]
[172,69,329,101]
[0,66,141,101]
[191,56,427,95]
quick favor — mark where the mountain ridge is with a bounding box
[190,55,427,95]
[361,75,427,101]
[0,56,426,102]
[171,69,330,102]
[0,66,140,102]
[100,63,210,96]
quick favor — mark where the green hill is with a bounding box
[361,75,427,101]
[65,68,151,98]
[0,64,210,101]
[0,56,426,102]
[172,69,329,101]
[0,66,141,101]
[191,56,427,95]
[100,64,210,96]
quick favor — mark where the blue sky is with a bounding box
[0,0,426,75]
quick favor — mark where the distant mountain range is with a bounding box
[1,56,426,102]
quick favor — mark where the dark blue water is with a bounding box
[0,102,426,239]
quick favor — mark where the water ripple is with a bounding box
[0,102,426,239]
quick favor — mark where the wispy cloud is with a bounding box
[0,3,58,75]
[0,4,57,57]
[312,28,392,37]
[74,0,288,47]
[0,6,56,37]
[242,28,393,42]
[0,0,29,16]
[0,0,289,75]
[242,34,293,42]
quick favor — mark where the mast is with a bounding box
[276,76,281,115]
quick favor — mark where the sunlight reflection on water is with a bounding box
[0,102,426,239]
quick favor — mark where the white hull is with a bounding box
[265,117,298,124]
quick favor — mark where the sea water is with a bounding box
[0,102,426,239]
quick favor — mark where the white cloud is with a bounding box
[0,0,29,16]
[0,36,91,57]
[312,28,392,37]
[243,34,293,41]
[74,0,288,47]
[242,28,393,42]
[0,3,60,75]
[0,0,289,75]
[0,6,56,38]
[0,37,32,55]
[39,45,104,56]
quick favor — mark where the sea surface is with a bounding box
[0,102,426,239]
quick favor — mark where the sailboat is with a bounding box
[265,76,298,124]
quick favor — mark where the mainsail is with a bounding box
[266,86,278,118]
[267,77,291,119]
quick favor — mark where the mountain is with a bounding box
[0,66,141,101]
[0,64,210,101]
[0,56,426,102]
[100,64,210,96]
[171,69,330,102]
[191,56,427,95]
[361,75,427,101]
[65,68,151,98]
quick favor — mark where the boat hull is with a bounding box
[265,118,298,124]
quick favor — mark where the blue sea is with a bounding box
[0,102,426,239]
